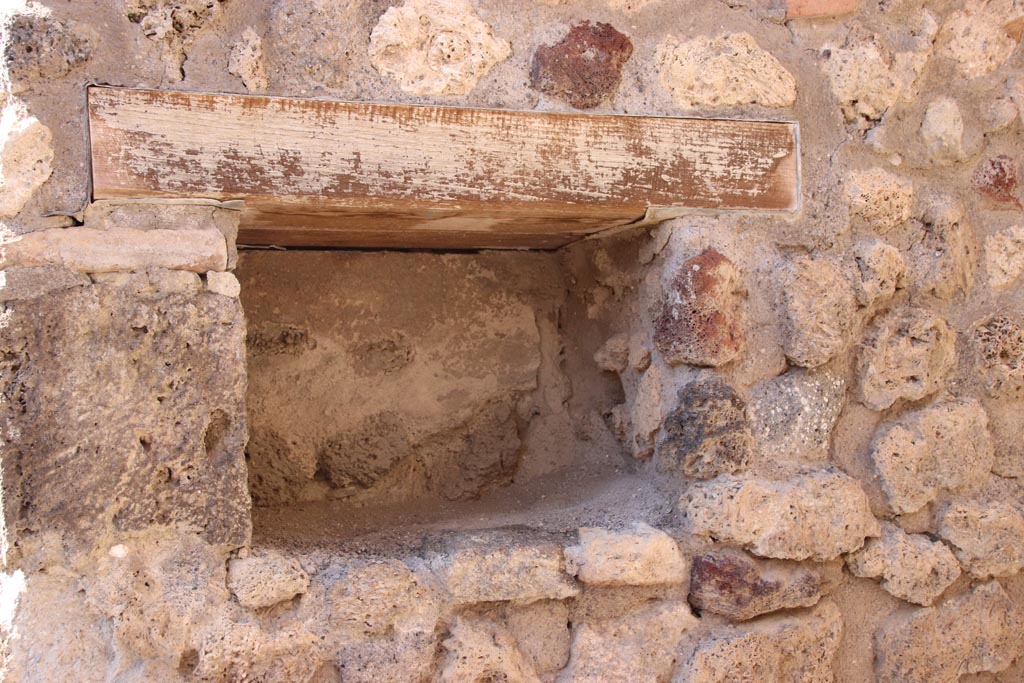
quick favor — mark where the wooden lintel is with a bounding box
[87,86,800,250]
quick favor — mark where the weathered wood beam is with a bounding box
[87,86,800,250]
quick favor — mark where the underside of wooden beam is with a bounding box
[87,87,800,250]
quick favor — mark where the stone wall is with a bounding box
[1,0,1023,682]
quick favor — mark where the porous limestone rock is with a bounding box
[655,32,796,109]
[228,27,269,93]
[870,399,994,515]
[440,616,542,683]
[564,523,688,586]
[905,194,976,300]
[193,619,322,683]
[206,271,240,298]
[748,366,846,463]
[852,239,905,310]
[971,315,1024,398]
[875,582,1024,682]
[985,225,1024,290]
[688,548,823,621]
[559,601,698,683]
[857,308,956,411]
[681,469,880,561]
[227,552,309,610]
[1,227,229,273]
[243,426,318,505]
[505,600,572,675]
[0,283,251,553]
[125,0,222,82]
[0,104,53,218]
[823,38,907,121]
[653,248,745,367]
[530,22,633,109]
[334,631,439,683]
[427,531,579,605]
[658,377,753,479]
[920,97,966,165]
[593,333,629,373]
[937,5,1018,79]
[90,268,202,296]
[845,168,914,233]
[973,155,1021,207]
[675,601,842,683]
[937,501,1024,579]
[846,522,960,606]
[3,10,93,94]
[324,558,441,639]
[787,0,857,18]
[778,255,856,368]
[368,0,511,96]
[0,265,90,303]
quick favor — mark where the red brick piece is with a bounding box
[787,0,857,18]
[973,155,1021,208]
[530,21,633,109]
[653,248,745,367]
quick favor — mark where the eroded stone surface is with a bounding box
[227,552,309,610]
[876,582,1024,682]
[779,255,856,368]
[594,333,629,373]
[823,38,919,122]
[4,11,93,94]
[985,225,1024,290]
[228,27,269,93]
[531,22,633,109]
[857,308,956,411]
[846,522,960,605]
[324,558,441,639]
[971,315,1024,398]
[0,104,54,219]
[845,168,914,233]
[505,600,571,675]
[658,377,753,479]
[675,601,842,683]
[126,0,222,82]
[564,523,688,586]
[205,271,240,298]
[920,97,966,165]
[973,155,1021,208]
[368,0,511,96]
[906,194,975,300]
[559,601,698,683]
[0,265,90,303]
[194,619,322,683]
[653,248,745,367]
[937,501,1024,579]
[682,469,879,561]
[688,548,822,621]
[852,239,905,310]
[748,366,846,463]
[656,32,796,109]
[871,399,994,515]
[441,616,541,683]
[937,5,1018,79]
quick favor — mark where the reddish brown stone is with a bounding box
[689,548,822,621]
[653,248,745,367]
[530,22,633,109]
[973,155,1022,208]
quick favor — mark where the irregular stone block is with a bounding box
[906,194,976,300]
[656,32,796,109]
[0,284,250,553]
[335,631,439,683]
[0,265,90,302]
[675,601,842,683]
[368,0,511,96]
[688,548,822,621]
[846,522,960,606]
[531,21,633,109]
[593,333,629,373]
[681,469,879,561]
[876,582,1024,682]
[206,271,240,298]
[505,600,571,674]
[560,601,698,683]
[325,558,441,638]
[971,315,1024,398]
[125,0,222,82]
[920,97,966,165]
[90,268,203,296]
[427,531,579,605]
[564,523,688,586]
[4,11,92,94]
[852,239,905,310]
[1,227,229,273]
[653,248,745,367]
[658,377,753,479]
[973,155,1021,208]
[244,426,318,506]
[194,620,322,683]
[857,308,956,411]
[937,501,1024,579]
[267,1,360,90]
[227,552,309,610]
[440,616,541,683]
[778,255,856,368]
[823,39,909,122]
[871,399,994,515]
[748,366,846,463]
[228,27,268,93]
[0,104,53,218]
[938,6,1018,79]
[845,168,914,233]
[985,225,1024,290]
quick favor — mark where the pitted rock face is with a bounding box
[845,168,914,233]
[971,315,1024,398]
[852,239,905,310]
[985,225,1024,290]
[748,366,846,463]
[688,548,823,621]
[875,582,1024,683]
[937,501,1024,579]
[857,308,956,411]
[778,255,857,368]
[846,522,960,606]
[658,377,753,479]
[4,11,92,94]
[564,523,688,586]
[368,0,511,96]
[906,194,976,301]
[440,616,541,683]
[973,155,1021,208]
[125,0,222,82]
[530,22,633,109]
[937,6,1019,79]
[227,552,310,610]
[822,38,907,122]
[653,248,745,367]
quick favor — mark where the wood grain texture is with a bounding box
[88,87,799,249]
